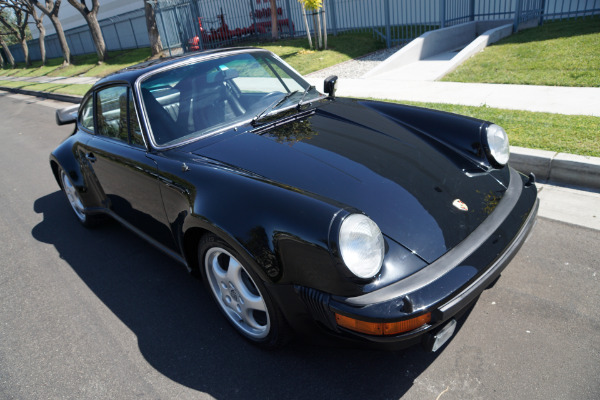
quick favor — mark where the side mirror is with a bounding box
[324,75,338,98]
[56,105,79,126]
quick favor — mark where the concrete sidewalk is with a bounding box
[304,77,600,117]
[4,73,598,117]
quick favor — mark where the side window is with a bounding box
[128,88,144,147]
[97,86,129,142]
[79,96,94,131]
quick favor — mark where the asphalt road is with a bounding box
[1,91,599,400]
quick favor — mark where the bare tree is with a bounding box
[270,0,278,40]
[143,0,161,57]
[0,1,31,66]
[1,34,15,67]
[67,0,105,62]
[32,1,70,65]
[12,1,46,65]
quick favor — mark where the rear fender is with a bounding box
[50,135,104,210]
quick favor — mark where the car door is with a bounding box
[84,84,177,251]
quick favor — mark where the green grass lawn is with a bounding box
[1,32,383,79]
[248,31,386,75]
[0,48,152,79]
[0,80,92,96]
[443,16,600,87]
[379,99,600,157]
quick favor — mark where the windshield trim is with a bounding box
[134,48,312,151]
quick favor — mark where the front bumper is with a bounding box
[295,168,539,350]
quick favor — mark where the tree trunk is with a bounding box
[84,13,106,62]
[270,0,278,40]
[300,4,312,50]
[30,6,47,66]
[50,14,70,65]
[0,36,15,68]
[312,12,321,50]
[0,46,5,68]
[19,38,30,67]
[143,0,162,56]
[36,22,46,65]
[67,0,106,62]
[32,0,72,66]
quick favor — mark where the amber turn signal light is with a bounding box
[335,312,431,336]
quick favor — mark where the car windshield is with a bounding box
[138,51,318,147]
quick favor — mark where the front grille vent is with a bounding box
[295,285,338,331]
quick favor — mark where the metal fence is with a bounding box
[3,0,599,63]
[154,0,600,53]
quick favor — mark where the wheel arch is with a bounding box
[49,158,62,190]
[176,170,345,290]
[49,136,105,212]
[49,137,87,191]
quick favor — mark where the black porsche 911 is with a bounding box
[51,47,538,351]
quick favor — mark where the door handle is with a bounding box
[85,152,96,162]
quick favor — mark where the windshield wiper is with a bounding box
[252,90,299,126]
[296,85,315,110]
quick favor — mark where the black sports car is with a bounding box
[51,48,538,351]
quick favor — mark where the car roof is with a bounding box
[94,47,263,87]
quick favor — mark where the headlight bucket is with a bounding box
[338,214,385,279]
[483,124,510,168]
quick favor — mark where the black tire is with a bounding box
[198,234,289,348]
[59,167,101,228]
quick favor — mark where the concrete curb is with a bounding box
[510,146,600,190]
[0,86,82,104]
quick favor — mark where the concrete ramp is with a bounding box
[364,20,513,81]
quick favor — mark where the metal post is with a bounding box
[440,0,446,28]
[384,0,390,48]
[129,19,139,48]
[250,0,259,36]
[322,5,327,49]
[113,23,123,50]
[192,0,204,50]
[514,0,522,32]
[539,0,547,25]
[156,0,172,57]
[469,0,475,21]
[329,0,338,35]
[284,0,294,38]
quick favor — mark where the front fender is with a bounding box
[359,99,492,169]
[155,153,376,296]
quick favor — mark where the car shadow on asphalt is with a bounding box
[32,191,472,400]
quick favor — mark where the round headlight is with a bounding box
[338,214,385,279]
[485,124,510,167]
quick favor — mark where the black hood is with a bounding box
[186,99,508,263]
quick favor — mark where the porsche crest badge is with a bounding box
[452,199,468,211]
